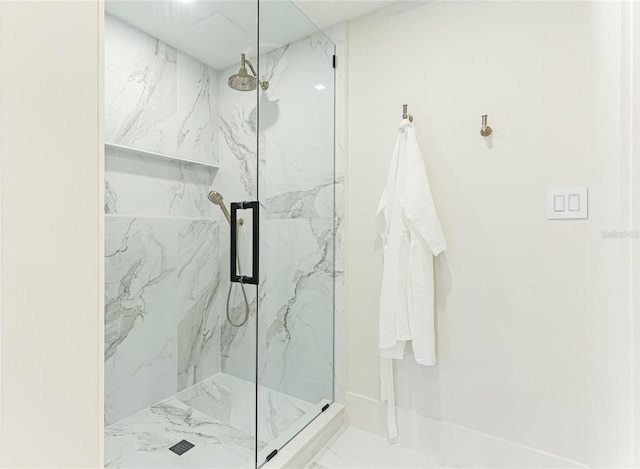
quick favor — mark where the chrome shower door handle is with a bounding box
[230,201,259,285]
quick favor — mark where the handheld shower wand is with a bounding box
[208,191,231,223]
[207,190,249,328]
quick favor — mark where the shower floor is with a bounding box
[105,372,325,468]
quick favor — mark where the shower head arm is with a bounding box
[243,56,258,78]
[244,58,268,90]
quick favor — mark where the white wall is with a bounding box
[0,1,103,467]
[346,2,598,467]
[587,2,636,467]
[633,3,640,464]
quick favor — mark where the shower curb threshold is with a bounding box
[261,403,345,469]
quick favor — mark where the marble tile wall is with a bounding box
[104,15,222,425]
[214,60,259,385]
[105,217,178,425]
[258,31,337,405]
[104,11,346,428]
[216,30,339,407]
[105,217,221,425]
[105,14,218,165]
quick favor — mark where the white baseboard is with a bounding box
[345,392,587,469]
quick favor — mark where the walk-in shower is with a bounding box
[103,0,335,467]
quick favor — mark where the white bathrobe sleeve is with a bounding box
[401,126,447,256]
[402,125,446,366]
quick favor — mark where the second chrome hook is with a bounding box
[480,115,493,137]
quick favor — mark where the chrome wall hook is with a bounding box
[402,104,413,123]
[480,115,492,137]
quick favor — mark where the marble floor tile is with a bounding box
[309,426,447,469]
[175,372,318,444]
[105,397,254,469]
[105,372,321,469]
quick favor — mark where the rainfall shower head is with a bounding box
[228,66,255,92]
[228,54,269,92]
[208,190,231,224]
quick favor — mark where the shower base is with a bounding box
[105,372,328,468]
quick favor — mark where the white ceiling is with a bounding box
[292,0,396,31]
[105,0,393,70]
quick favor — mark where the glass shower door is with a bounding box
[256,1,336,464]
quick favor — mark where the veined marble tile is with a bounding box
[175,372,316,444]
[105,217,178,425]
[105,16,218,220]
[216,35,336,405]
[333,271,346,404]
[218,285,259,384]
[167,162,216,219]
[104,371,325,469]
[105,146,215,218]
[333,179,345,403]
[105,14,177,155]
[258,218,334,404]
[105,397,255,469]
[105,435,173,469]
[105,16,343,449]
[177,220,221,390]
[263,171,334,219]
[217,212,259,384]
[105,146,172,217]
[176,372,255,436]
[177,51,218,165]
[216,52,260,204]
[334,177,345,273]
[256,384,322,450]
[219,109,259,200]
[258,32,335,219]
[213,66,258,386]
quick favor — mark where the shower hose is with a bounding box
[226,222,250,328]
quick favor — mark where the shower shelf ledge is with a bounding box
[105,142,219,170]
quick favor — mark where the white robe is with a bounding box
[375,118,447,439]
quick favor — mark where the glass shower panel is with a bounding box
[257,1,336,463]
[103,1,259,468]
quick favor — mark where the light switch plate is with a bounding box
[547,187,588,220]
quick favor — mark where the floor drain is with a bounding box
[169,440,195,456]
